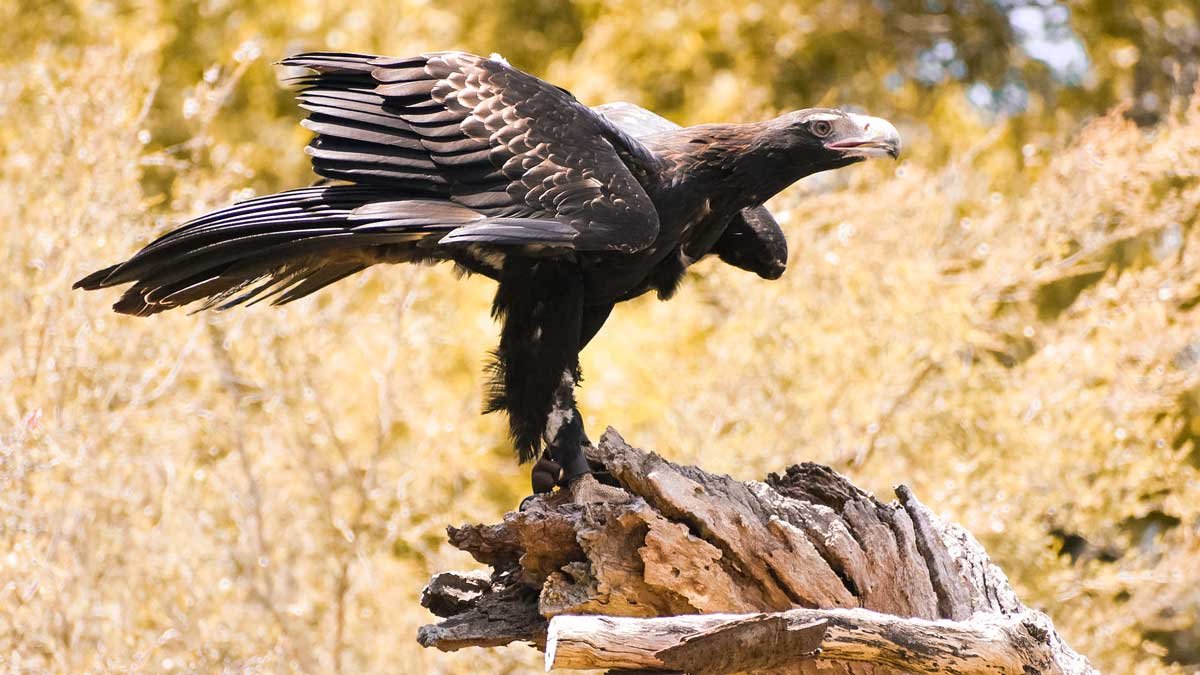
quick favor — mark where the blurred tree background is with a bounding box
[1,0,1199,673]
[7,0,1199,188]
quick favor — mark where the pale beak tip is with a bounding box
[842,112,902,161]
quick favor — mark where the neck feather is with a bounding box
[666,121,811,207]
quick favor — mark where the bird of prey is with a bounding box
[76,51,900,493]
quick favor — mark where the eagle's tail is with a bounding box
[74,185,484,316]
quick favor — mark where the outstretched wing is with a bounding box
[282,52,661,253]
[593,101,789,279]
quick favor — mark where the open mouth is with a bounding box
[825,113,902,160]
[824,138,901,159]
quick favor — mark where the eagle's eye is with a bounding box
[810,119,834,138]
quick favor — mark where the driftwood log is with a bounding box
[418,429,1096,674]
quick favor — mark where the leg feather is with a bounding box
[487,259,585,463]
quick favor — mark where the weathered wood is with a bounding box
[419,428,1097,674]
[544,608,1095,674]
[545,613,827,673]
[416,570,547,650]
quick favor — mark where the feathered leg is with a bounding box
[488,258,592,492]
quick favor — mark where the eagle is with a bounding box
[76,52,901,493]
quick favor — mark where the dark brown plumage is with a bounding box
[76,51,900,492]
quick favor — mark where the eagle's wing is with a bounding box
[593,101,789,279]
[282,52,660,253]
[707,207,788,280]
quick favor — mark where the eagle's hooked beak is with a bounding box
[826,114,901,160]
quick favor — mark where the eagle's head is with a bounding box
[768,108,902,171]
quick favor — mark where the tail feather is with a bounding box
[75,185,486,316]
[74,263,122,291]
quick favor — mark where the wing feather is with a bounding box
[281,51,663,252]
[74,186,502,315]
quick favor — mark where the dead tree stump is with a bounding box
[418,429,1096,674]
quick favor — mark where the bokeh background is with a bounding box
[3,0,1199,672]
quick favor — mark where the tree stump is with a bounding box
[418,429,1096,674]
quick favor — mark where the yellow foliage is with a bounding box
[2,14,1199,675]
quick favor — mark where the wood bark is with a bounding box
[418,428,1096,674]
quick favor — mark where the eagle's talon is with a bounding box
[530,455,562,495]
[550,438,592,488]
